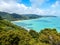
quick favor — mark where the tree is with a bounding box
[0,16,3,20]
[39,28,60,45]
[29,30,39,39]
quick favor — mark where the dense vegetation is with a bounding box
[0,16,60,45]
[0,12,42,21]
[0,11,57,21]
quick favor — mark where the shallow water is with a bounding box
[12,17,60,32]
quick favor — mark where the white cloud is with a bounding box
[0,0,27,14]
[0,0,45,14]
[51,1,60,8]
[50,1,60,16]
[30,0,49,8]
[0,0,60,16]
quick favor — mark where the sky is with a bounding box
[0,0,60,16]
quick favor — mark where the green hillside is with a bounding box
[0,11,57,21]
[0,17,60,45]
[0,12,42,21]
[0,12,28,21]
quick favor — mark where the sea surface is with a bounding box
[12,17,60,32]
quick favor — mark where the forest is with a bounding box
[0,16,60,45]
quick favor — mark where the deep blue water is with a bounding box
[12,17,60,32]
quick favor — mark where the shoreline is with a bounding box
[11,17,41,22]
[11,16,58,22]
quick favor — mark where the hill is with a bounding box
[0,11,57,21]
[0,12,42,21]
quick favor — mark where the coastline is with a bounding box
[11,17,41,22]
[11,16,58,22]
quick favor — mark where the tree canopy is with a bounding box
[0,20,60,45]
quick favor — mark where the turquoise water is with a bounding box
[12,17,60,32]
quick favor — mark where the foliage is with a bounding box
[29,30,39,40]
[0,12,41,21]
[0,20,60,45]
[0,16,3,20]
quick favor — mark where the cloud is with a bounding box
[30,0,49,8]
[0,0,27,13]
[50,1,60,16]
[0,0,44,14]
[0,0,60,16]
[51,1,60,8]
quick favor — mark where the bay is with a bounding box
[12,17,60,32]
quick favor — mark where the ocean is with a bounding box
[12,17,60,32]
